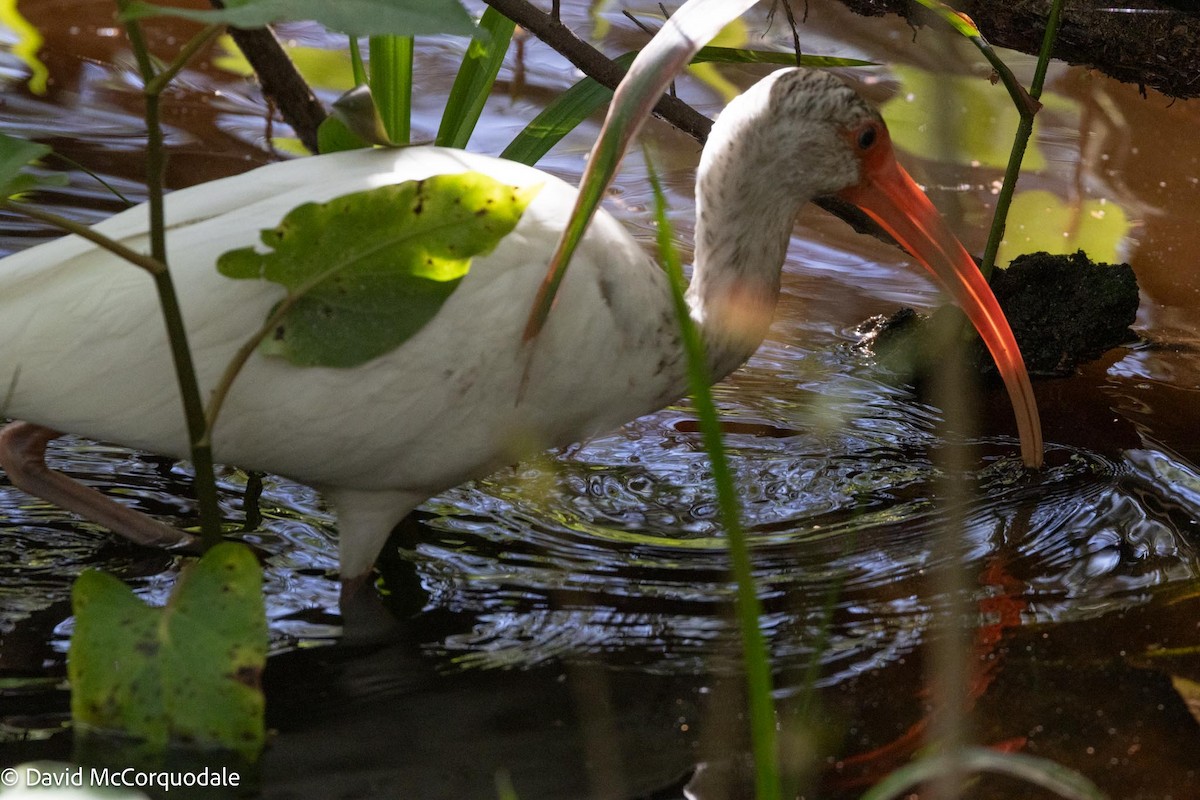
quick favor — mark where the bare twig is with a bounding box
[210,0,327,153]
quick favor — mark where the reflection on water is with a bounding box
[3,0,1200,797]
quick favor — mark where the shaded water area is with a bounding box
[3,1,1200,797]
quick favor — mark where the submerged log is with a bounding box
[831,0,1200,99]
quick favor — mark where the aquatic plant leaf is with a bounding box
[68,573,162,741]
[68,543,267,759]
[882,64,1073,170]
[997,190,1129,265]
[329,86,392,148]
[369,35,414,145]
[436,6,516,150]
[909,0,981,38]
[218,172,539,368]
[159,543,267,757]
[317,114,371,154]
[120,0,479,39]
[0,132,69,198]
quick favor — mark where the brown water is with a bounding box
[3,1,1200,798]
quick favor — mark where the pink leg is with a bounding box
[0,421,201,552]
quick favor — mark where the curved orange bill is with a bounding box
[837,134,1043,468]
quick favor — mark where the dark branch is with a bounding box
[835,0,1200,99]
[210,0,326,153]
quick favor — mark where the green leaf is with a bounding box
[369,35,414,145]
[0,132,69,198]
[69,572,162,741]
[317,114,371,154]
[68,543,266,760]
[120,0,479,39]
[218,172,540,368]
[996,189,1129,266]
[436,6,516,150]
[329,86,392,148]
[909,0,982,38]
[881,63,1070,170]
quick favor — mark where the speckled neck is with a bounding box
[682,69,873,382]
[685,107,815,380]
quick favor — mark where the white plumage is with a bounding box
[0,70,1042,581]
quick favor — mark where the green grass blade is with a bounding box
[501,48,872,166]
[521,0,759,340]
[695,46,873,68]
[437,6,516,149]
[500,51,635,165]
[349,36,368,86]
[861,747,1109,800]
[369,34,413,145]
[647,153,780,800]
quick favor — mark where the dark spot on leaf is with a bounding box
[475,208,487,217]
[231,665,262,688]
[413,179,427,215]
[273,326,286,341]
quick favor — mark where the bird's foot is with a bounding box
[0,420,202,553]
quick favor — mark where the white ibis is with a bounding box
[0,69,1042,590]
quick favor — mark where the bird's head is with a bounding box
[707,68,1043,468]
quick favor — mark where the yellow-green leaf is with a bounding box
[219,172,540,367]
[882,63,1058,170]
[68,543,266,760]
[997,189,1130,265]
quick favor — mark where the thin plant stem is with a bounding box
[0,201,165,273]
[646,154,780,800]
[979,0,1066,276]
[118,3,223,544]
[145,24,222,95]
[45,154,135,207]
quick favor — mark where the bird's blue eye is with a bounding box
[857,125,877,150]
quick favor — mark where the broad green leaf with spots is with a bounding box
[218,172,540,368]
[68,543,266,760]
